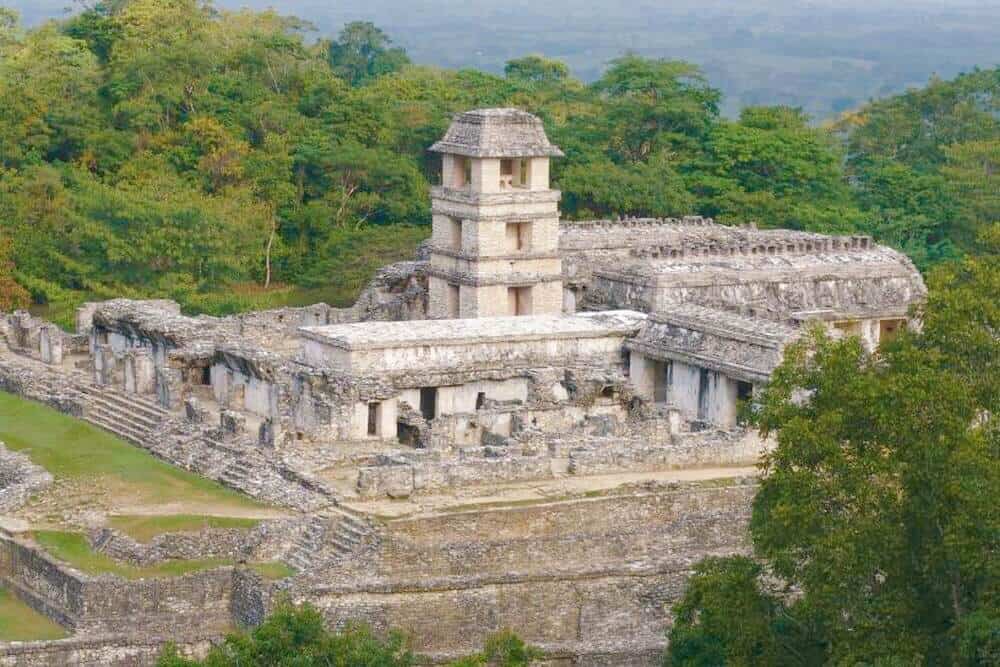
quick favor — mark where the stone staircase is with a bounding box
[76,384,169,445]
[283,510,375,573]
[285,516,328,572]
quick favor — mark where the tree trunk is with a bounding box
[264,218,276,288]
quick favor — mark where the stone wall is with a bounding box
[0,532,236,635]
[306,480,755,663]
[0,635,215,667]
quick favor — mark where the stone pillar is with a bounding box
[629,352,656,402]
[185,397,209,424]
[94,343,117,385]
[258,418,280,448]
[156,366,184,410]
[124,348,155,395]
[12,311,37,350]
[39,325,64,365]
[221,410,246,436]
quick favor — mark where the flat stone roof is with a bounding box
[300,311,645,351]
[430,108,564,158]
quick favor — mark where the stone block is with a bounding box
[185,397,209,424]
[220,410,246,435]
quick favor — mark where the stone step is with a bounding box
[83,414,147,445]
[78,385,167,421]
[328,535,358,555]
[85,397,160,431]
[337,522,367,541]
[87,403,154,436]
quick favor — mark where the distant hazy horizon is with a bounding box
[6,0,1000,118]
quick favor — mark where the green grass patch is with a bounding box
[0,586,68,641]
[248,561,296,580]
[0,392,262,510]
[33,531,233,579]
[108,515,262,543]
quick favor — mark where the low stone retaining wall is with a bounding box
[0,442,53,511]
[0,634,215,667]
[568,430,766,475]
[0,531,264,636]
[356,454,554,499]
[90,526,252,567]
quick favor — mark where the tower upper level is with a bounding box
[431,108,563,194]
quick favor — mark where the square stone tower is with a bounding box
[427,109,565,318]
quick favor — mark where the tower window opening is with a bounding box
[476,392,486,410]
[500,158,514,189]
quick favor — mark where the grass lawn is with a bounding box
[0,587,68,641]
[248,561,296,580]
[34,531,293,581]
[34,531,234,579]
[0,392,262,512]
[109,514,261,543]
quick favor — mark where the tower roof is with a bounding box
[430,108,564,158]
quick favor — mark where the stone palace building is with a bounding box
[0,109,925,665]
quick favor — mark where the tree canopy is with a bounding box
[157,601,542,667]
[0,2,996,327]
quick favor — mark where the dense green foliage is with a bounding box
[664,228,1000,666]
[13,0,1000,120]
[0,1,996,324]
[157,601,541,666]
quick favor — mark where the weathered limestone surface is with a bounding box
[299,481,755,663]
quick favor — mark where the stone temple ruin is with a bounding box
[0,108,926,665]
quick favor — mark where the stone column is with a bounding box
[628,352,656,402]
[39,325,64,365]
[94,343,117,385]
[124,348,155,395]
[156,365,184,410]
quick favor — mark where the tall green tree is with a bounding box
[328,21,410,87]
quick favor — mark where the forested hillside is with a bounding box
[0,0,997,324]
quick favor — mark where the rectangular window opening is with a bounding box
[505,222,530,252]
[200,366,212,386]
[475,391,486,410]
[508,286,532,316]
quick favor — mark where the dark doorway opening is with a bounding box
[367,402,380,436]
[697,368,711,421]
[420,387,437,421]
